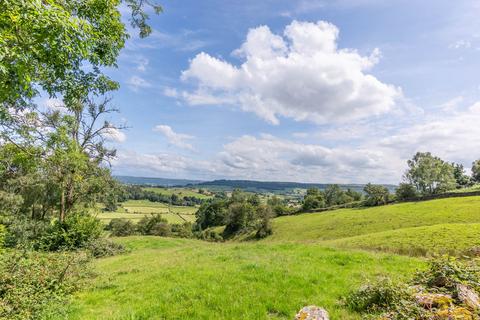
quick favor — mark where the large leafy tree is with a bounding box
[0,0,160,110]
[404,152,456,195]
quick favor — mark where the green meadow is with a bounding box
[143,187,213,199]
[58,196,480,319]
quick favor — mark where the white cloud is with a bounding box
[135,56,149,72]
[449,40,472,49]
[439,96,464,113]
[180,20,402,124]
[153,125,195,150]
[43,98,67,113]
[104,127,126,143]
[127,76,152,92]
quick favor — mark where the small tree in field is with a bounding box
[395,183,418,200]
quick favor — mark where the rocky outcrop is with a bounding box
[295,306,329,320]
[457,284,480,310]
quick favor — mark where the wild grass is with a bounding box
[59,237,422,320]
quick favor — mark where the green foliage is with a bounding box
[0,224,5,250]
[37,214,103,251]
[0,0,160,108]
[198,229,224,242]
[414,256,480,292]
[452,163,472,188]
[224,202,253,236]
[267,196,292,216]
[347,257,480,319]
[472,160,480,183]
[325,184,353,207]
[395,183,418,201]
[171,222,193,238]
[363,183,390,206]
[405,152,456,195]
[136,214,171,236]
[345,278,423,318]
[255,205,273,239]
[87,238,127,258]
[302,188,326,210]
[0,250,90,320]
[106,218,136,237]
[195,199,228,230]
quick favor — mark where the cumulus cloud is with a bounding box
[180,20,402,124]
[153,125,195,150]
[127,75,152,92]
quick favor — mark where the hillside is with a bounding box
[267,195,480,256]
[57,237,420,320]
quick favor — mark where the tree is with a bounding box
[452,163,471,188]
[363,183,390,206]
[395,183,417,201]
[0,0,161,110]
[404,152,456,195]
[302,188,325,210]
[472,160,480,183]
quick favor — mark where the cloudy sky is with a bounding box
[84,0,480,184]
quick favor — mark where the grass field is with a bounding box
[143,187,213,199]
[96,200,197,224]
[62,196,480,319]
[60,237,422,320]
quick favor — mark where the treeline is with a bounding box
[113,185,205,209]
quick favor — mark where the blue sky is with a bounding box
[75,0,480,183]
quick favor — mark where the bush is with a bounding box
[346,278,421,319]
[198,229,223,242]
[0,250,90,320]
[255,205,273,239]
[395,183,418,201]
[3,217,50,249]
[363,183,390,206]
[137,214,171,236]
[171,222,193,238]
[87,238,127,258]
[37,214,103,251]
[106,218,136,237]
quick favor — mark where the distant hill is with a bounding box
[115,176,396,193]
[114,176,203,187]
[193,179,397,193]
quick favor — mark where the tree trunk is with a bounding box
[60,190,65,222]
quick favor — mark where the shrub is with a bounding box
[171,222,193,238]
[0,250,90,320]
[87,238,127,258]
[414,256,480,292]
[37,214,103,251]
[346,277,419,315]
[198,229,223,242]
[3,217,50,249]
[395,183,418,201]
[137,214,171,236]
[106,218,136,237]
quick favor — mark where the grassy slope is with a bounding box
[62,237,421,320]
[266,196,480,256]
[268,196,480,242]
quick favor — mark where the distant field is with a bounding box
[96,200,197,224]
[143,187,213,199]
[58,237,422,320]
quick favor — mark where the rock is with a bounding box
[295,306,329,320]
[457,284,480,310]
[416,293,453,310]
